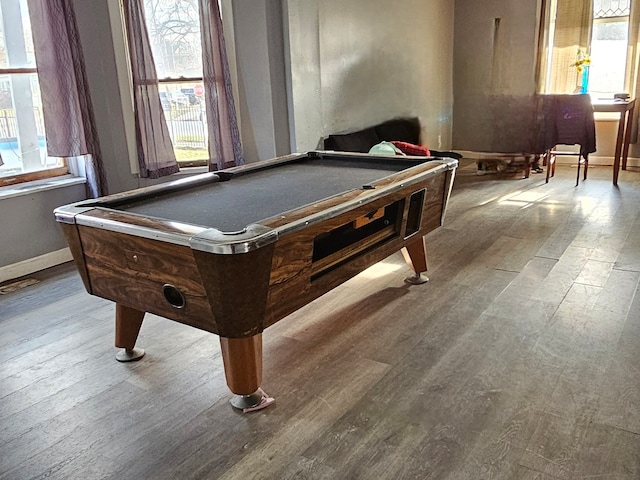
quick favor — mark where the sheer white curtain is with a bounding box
[122,0,180,179]
[625,1,640,139]
[537,0,594,94]
[199,0,244,170]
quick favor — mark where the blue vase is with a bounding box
[580,65,589,94]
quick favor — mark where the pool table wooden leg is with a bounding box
[114,303,146,362]
[402,236,429,284]
[220,334,273,410]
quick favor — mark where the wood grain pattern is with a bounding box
[4,161,640,479]
[115,304,145,349]
[78,226,217,333]
[219,335,262,394]
[401,236,428,273]
[58,223,92,293]
[264,174,447,326]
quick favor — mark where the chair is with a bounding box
[534,94,596,186]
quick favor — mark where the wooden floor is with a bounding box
[2,161,640,479]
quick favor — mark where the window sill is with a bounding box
[0,175,86,200]
[174,165,209,176]
[594,113,622,121]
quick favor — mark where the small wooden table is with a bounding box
[592,99,636,186]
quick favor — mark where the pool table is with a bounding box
[55,151,458,410]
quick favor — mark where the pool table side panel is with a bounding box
[264,227,408,328]
[418,174,448,233]
[263,171,448,328]
[192,244,275,338]
[58,223,93,293]
[77,226,218,334]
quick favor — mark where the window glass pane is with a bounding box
[593,0,630,18]
[0,73,46,174]
[143,0,208,166]
[589,19,628,97]
[158,81,207,164]
[0,0,36,69]
[0,2,59,182]
[143,0,202,79]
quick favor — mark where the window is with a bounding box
[589,0,630,97]
[541,0,633,98]
[143,0,208,167]
[0,0,67,187]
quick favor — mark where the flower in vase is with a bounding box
[573,49,591,74]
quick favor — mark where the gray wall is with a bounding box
[232,0,291,161]
[452,0,541,153]
[231,0,455,159]
[286,0,455,152]
[0,183,86,270]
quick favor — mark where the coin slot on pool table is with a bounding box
[311,200,403,278]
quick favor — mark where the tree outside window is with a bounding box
[144,0,208,166]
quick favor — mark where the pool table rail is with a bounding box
[55,155,457,256]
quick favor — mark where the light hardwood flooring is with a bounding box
[2,160,640,479]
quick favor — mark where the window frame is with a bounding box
[588,10,630,98]
[143,0,209,168]
[0,56,69,188]
[539,0,632,98]
[109,0,238,176]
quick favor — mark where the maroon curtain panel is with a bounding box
[199,0,244,170]
[27,0,107,197]
[122,0,179,179]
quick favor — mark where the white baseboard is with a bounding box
[584,155,640,167]
[0,248,72,284]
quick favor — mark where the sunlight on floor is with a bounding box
[478,195,501,206]
[497,189,552,209]
[356,259,404,279]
